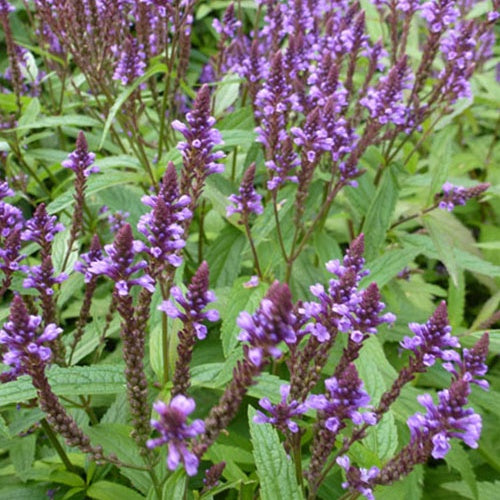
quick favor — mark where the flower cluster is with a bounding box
[0,295,61,381]
[138,163,191,269]
[173,85,225,207]
[254,384,308,433]
[438,182,490,211]
[227,163,263,218]
[61,131,99,177]
[159,261,219,340]
[237,281,297,367]
[308,364,376,433]
[400,301,459,367]
[147,396,204,476]
[89,224,154,296]
[21,204,64,247]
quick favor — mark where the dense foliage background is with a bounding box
[0,0,499,499]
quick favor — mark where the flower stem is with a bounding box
[40,418,79,474]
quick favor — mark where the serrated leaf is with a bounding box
[86,424,150,494]
[360,246,420,289]
[362,167,399,261]
[248,406,304,500]
[87,481,144,500]
[448,269,465,327]
[0,365,125,408]
[364,411,398,461]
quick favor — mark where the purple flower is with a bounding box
[213,3,241,39]
[360,57,413,127]
[89,224,154,296]
[227,163,263,218]
[237,281,296,367]
[0,199,24,238]
[138,163,191,268]
[438,182,490,211]
[443,332,489,390]
[0,1,14,16]
[147,395,205,476]
[0,229,24,274]
[254,384,308,433]
[74,235,103,283]
[337,455,380,500]
[407,380,482,459]
[421,0,458,33]
[308,364,376,433]
[255,51,298,151]
[23,255,68,295]
[300,235,370,342]
[0,295,62,380]
[107,210,130,234]
[400,302,459,367]
[265,136,299,190]
[0,180,14,200]
[21,204,64,245]
[113,37,147,86]
[172,85,225,184]
[61,131,99,177]
[158,261,219,340]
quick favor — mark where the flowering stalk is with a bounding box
[89,224,154,449]
[194,281,296,457]
[173,84,225,214]
[60,131,99,273]
[227,163,264,277]
[159,261,219,395]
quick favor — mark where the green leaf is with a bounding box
[49,470,86,488]
[220,277,267,356]
[99,63,168,149]
[162,469,186,499]
[448,269,465,327]
[360,246,420,289]
[0,365,125,408]
[445,442,478,500]
[248,406,304,500]
[425,216,459,286]
[47,171,144,214]
[364,411,398,462]
[374,466,423,500]
[206,225,247,288]
[15,115,100,132]
[362,167,399,261]
[428,126,457,200]
[87,481,144,500]
[17,98,40,132]
[86,424,150,494]
[214,74,240,117]
[10,434,36,482]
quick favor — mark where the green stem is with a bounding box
[40,418,79,474]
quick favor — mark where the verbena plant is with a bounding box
[0,0,498,499]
